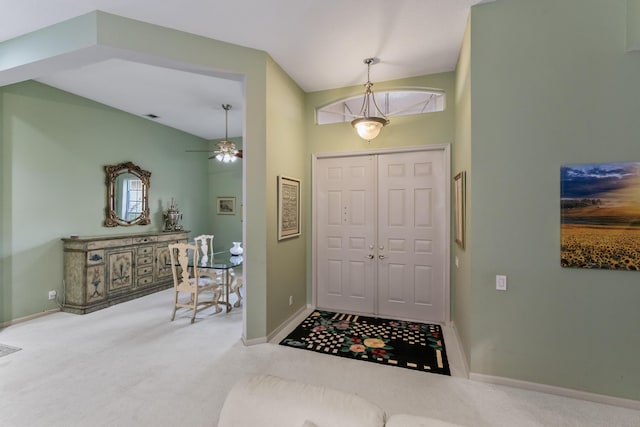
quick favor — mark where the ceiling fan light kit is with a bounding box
[351,57,389,142]
[215,140,239,163]
[212,104,241,163]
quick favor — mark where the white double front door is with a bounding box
[315,148,448,323]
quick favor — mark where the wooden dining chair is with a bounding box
[193,234,214,263]
[193,234,222,283]
[168,243,222,323]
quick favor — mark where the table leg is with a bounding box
[224,270,232,312]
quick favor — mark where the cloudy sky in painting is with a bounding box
[561,162,640,200]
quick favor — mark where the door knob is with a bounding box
[366,254,374,259]
[378,255,385,260]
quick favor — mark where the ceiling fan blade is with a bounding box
[236,150,243,158]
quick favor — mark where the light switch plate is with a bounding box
[496,275,507,291]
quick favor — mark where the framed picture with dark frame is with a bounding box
[454,171,466,249]
[216,197,236,215]
[277,176,301,240]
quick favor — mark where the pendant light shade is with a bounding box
[350,58,389,141]
[352,116,387,140]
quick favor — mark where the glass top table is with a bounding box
[176,250,243,313]
[191,250,243,270]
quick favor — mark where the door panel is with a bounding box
[317,156,376,314]
[377,150,445,322]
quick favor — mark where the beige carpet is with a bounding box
[0,343,21,358]
[0,289,638,427]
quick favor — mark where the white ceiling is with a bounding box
[0,0,490,139]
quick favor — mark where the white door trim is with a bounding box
[311,144,451,322]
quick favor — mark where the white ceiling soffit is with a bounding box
[37,59,244,140]
[1,0,493,139]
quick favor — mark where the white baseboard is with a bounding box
[241,304,313,346]
[0,308,60,328]
[469,373,640,411]
[448,321,470,378]
[242,335,267,346]
[267,304,314,343]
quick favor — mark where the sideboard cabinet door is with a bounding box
[107,249,135,293]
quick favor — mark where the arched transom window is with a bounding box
[316,89,445,125]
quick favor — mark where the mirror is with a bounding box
[104,162,151,227]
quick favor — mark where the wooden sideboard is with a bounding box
[61,230,189,314]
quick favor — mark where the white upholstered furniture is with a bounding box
[217,374,463,427]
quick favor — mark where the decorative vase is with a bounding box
[230,242,243,256]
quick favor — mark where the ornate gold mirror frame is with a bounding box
[104,162,151,227]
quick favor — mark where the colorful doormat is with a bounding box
[0,343,21,358]
[280,310,450,376]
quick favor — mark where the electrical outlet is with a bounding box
[289,295,293,306]
[496,275,507,291]
[48,290,57,300]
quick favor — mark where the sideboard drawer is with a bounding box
[133,236,157,244]
[137,255,153,266]
[87,238,133,250]
[137,265,153,276]
[87,250,105,265]
[138,245,153,256]
[137,275,153,286]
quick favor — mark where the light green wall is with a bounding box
[0,80,210,322]
[91,12,271,340]
[208,137,243,253]
[453,17,473,369]
[4,3,637,402]
[0,11,271,340]
[627,0,640,51]
[304,72,456,301]
[469,0,640,400]
[0,83,8,323]
[0,12,97,80]
[265,58,307,332]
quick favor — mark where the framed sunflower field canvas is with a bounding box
[561,162,640,270]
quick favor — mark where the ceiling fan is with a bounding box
[187,104,242,162]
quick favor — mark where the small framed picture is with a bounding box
[454,171,466,249]
[277,176,301,240]
[216,197,236,215]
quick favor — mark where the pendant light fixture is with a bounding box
[212,104,242,163]
[351,58,389,141]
